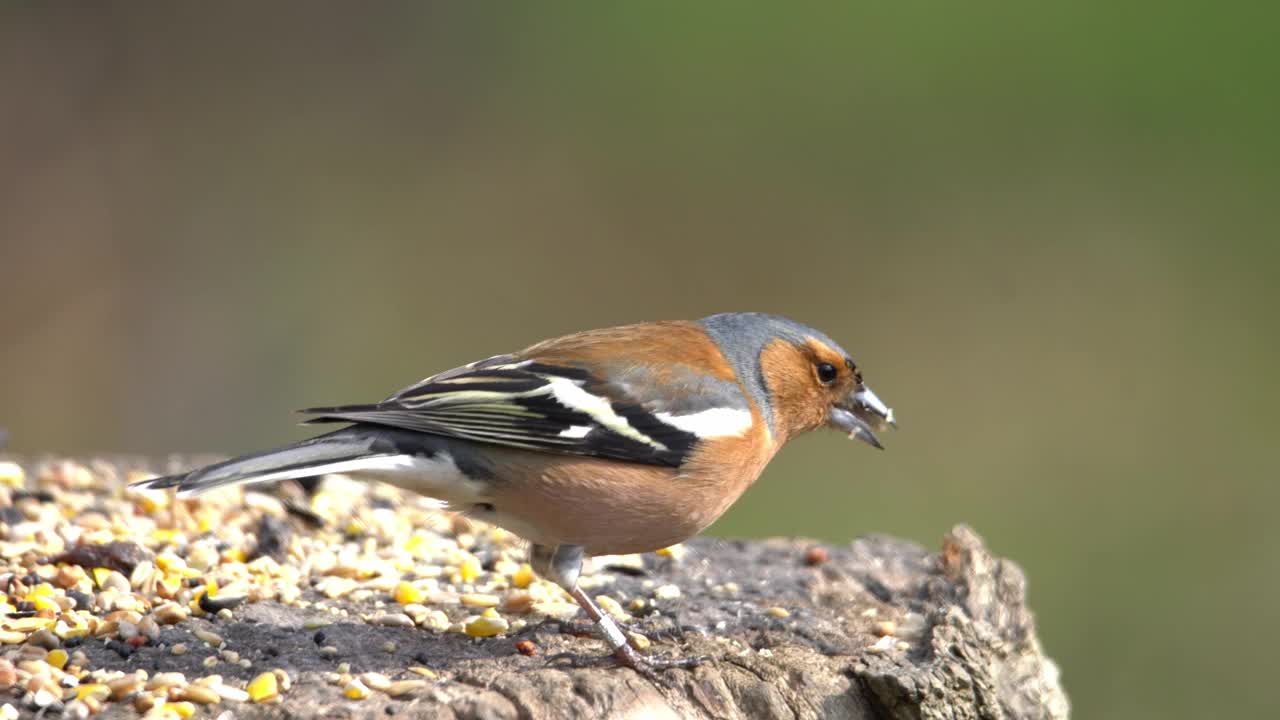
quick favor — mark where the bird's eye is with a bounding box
[816,362,838,385]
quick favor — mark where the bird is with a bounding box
[133,312,895,674]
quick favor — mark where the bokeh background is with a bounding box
[2,4,1276,717]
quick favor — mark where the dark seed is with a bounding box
[105,639,134,658]
[53,541,154,575]
[250,515,293,563]
[198,592,246,614]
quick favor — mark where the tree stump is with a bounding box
[0,458,1068,719]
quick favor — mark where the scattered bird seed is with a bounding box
[0,458,690,716]
[804,546,829,566]
[247,672,279,702]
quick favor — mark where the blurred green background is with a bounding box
[2,4,1276,717]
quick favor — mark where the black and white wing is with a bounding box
[300,355,751,467]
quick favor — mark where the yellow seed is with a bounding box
[171,701,196,718]
[404,534,429,557]
[26,583,55,599]
[46,649,68,669]
[92,568,112,587]
[4,617,55,632]
[343,679,370,700]
[0,461,25,488]
[155,553,183,572]
[655,544,685,558]
[464,615,509,638]
[32,596,59,613]
[223,547,245,563]
[511,564,535,589]
[458,556,481,584]
[140,494,168,514]
[158,573,183,599]
[481,608,500,619]
[247,671,278,702]
[76,684,110,701]
[393,582,423,605]
[767,606,790,618]
[152,528,179,544]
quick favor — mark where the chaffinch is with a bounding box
[135,312,895,674]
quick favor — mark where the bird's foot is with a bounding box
[610,643,708,681]
[545,645,707,681]
[556,616,704,647]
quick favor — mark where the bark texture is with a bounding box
[85,524,1068,719]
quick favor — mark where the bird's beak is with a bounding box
[829,386,897,449]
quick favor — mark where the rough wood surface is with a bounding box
[0,456,1068,719]
[92,527,1068,719]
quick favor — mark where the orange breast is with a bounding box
[476,404,778,555]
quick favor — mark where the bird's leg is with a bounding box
[530,543,704,677]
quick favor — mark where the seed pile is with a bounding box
[0,459,687,718]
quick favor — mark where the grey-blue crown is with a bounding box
[697,312,850,433]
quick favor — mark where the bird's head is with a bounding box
[699,312,896,447]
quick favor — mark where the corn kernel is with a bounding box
[393,582,424,605]
[158,574,183,598]
[46,649,68,669]
[155,553,183,572]
[32,596,59,613]
[76,684,110,701]
[343,679,370,700]
[223,547,245,564]
[247,672,278,702]
[511,564,535,589]
[170,701,196,718]
[0,461,25,488]
[458,556,481,584]
[404,534,429,557]
[464,615,509,638]
[140,493,168,514]
[480,608,499,619]
[92,568,112,587]
[655,544,681,558]
[26,583,55,599]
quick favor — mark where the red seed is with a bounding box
[804,546,829,566]
[515,640,537,656]
[126,636,147,647]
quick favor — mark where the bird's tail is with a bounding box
[132,427,400,498]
